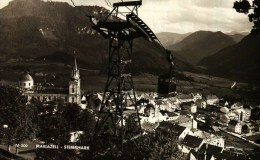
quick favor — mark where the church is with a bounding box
[18,57,81,105]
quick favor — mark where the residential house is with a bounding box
[243,105,252,121]
[165,112,179,121]
[231,102,243,109]
[181,135,204,153]
[227,120,242,134]
[155,99,175,112]
[206,95,219,105]
[176,94,194,103]
[189,145,248,160]
[233,108,246,121]
[191,93,202,101]
[195,99,207,109]
[227,111,239,121]
[219,114,229,124]
[158,121,193,142]
[242,123,255,134]
[175,115,198,130]
[141,122,159,133]
[144,104,155,117]
[193,130,225,148]
[181,102,197,114]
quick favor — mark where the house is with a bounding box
[189,146,248,160]
[70,131,84,143]
[188,149,217,160]
[231,102,243,109]
[181,102,197,114]
[195,99,207,109]
[243,105,252,121]
[141,122,159,132]
[193,130,225,148]
[188,143,250,160]
[155,99,175,112]
[233,108,246,121]
[206,95,219,105]
[242,123,255,134]
[227,120,242,134]
[181,135,204,153]
[172,115,198,130]
[220,107,229,114]
[191,93,202,100]
[144,104,155,117]
[227,111,239,121]
[198,144,223,159]
[165,112,179,121]
[158,121,193,142]
[176,94,194,103]
[219,114,229,124]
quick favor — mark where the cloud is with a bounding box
[138,0,252,33]
[0,0,252,33]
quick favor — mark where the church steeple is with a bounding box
[71,53,80,81]
[69,51,81,104]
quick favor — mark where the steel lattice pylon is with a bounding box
[89,1,145,152]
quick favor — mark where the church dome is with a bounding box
[20,72,33,81]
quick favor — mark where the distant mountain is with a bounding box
[199,33,260,82]
[156,32,190,47]
[167,31,236,65]
[0,0,198,75]
[225,32,249,43]
[229,34,247,43]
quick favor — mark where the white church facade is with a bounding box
[19,57,81,105]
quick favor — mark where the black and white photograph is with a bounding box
[0,0,260,159]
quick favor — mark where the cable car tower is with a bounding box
[88,0,176,153]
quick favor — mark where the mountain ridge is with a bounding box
[0,0,199,75]
[166,31,236,65]
[199,33,260,82]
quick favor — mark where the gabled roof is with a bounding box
[177,94,193,100]
[158,121,186,136]
[199,144,223,155]
[231,102,243,108]
[194,145,247,160]
[228,120,239,126]
[191,93,202,97]
[182,135,203,148]
[181,101,195,106]
[243,104,252,109]
[206,95,218,100]
[167,112,179,117]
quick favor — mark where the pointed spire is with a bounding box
[71,51,80,81]
[74,51,78,71]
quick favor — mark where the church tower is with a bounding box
[69,55,81,104]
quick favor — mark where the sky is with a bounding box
[0,0,252,33]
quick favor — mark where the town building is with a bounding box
[193,130,225,148]
[181,135,204,153]
[227,120,242,134]
[195,99,207,109]
[176,94,195,103]
[157,121,193,142]
[181,102,197,114]
[191,93,202,101]
[206,95,219,105]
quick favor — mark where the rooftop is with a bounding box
[158,121,186,136]
[228,120,239,126]
[19,72,33,81]
[182,135,203,148]
[26,85,69,94]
